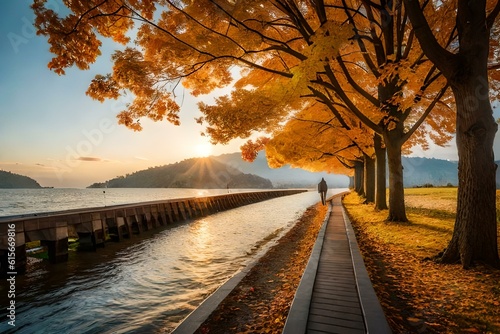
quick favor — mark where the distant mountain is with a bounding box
[87,152,499,190]
[0,170,42,189]
[88,157,273,189]
[213,153,461,188]
[402,157,458,187]
[213,152,350,188]
[404,157,500,188]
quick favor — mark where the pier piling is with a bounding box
[0,190,306,276]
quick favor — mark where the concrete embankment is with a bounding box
[0,189,306,276]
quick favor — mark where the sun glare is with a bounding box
[194,142,213,158]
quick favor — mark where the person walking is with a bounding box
[318,178,328,205]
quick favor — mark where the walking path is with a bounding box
[282,194,391,334]
[173,192,391,334]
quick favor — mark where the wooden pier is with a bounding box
[283,194,391,334]
[0,190,305,276]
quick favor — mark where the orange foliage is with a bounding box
[32,0,486,175]
[241,137,270,162]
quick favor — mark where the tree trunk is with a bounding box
[384,134,407,222]
[364,153,375,203]
[440,82,500,268]
[354,160,365,196]
[402,0,500,269]
[374,134,388,210]
[348,176,354,189]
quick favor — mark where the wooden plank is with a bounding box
[284,194,391,334]
[309,301,363,316]
[306,198,366,333]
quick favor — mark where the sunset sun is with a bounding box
[194,141,213,158]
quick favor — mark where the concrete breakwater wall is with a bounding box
[0,190,306,276]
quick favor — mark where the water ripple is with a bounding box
[0,190,344,333]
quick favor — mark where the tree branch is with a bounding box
[309,0,327,24]
[402,0,456,78]
[307,86,352,130]
[402,84,449,143]
[323,65,382,133]
[361,0,387,65]
[208,0,311,53]
[336,156,355,169]
[272,0,315,40]
[341,0,381,77]
[318,143,358,160]
[124,5,296,79]
[336,54,380,107]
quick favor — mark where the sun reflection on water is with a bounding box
[0,190,350,334]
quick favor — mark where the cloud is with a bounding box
[32,163,62,171]
[134,156,149,161]
[77,156,102,162]
[0,161,23,165]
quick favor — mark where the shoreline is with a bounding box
[174,200,329,333]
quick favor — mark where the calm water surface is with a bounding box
[0,188,343,333]
[0,188,254,218]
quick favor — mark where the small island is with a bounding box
[0,170,42,189]
[88,157,273,189]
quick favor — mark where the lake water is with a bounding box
[0,188,261,218]
[0,188,344,333]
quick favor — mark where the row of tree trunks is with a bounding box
[353,134,388,211]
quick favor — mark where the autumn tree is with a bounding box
[313,0,455,220]
[240,101,380,202]
[33,1,452,220]
[402,0,500,268]
[199,1,454,217]
[246,103,370,193]
[241,0,454,217]
[32,1,364,183]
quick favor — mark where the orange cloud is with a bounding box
[77,156,102,162]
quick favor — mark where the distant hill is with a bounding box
[404,157,500,188]
[214,153,463,188]
[88,157,273,189]
[213,152,350,188]
[0,170,42,189]
[402,157,458,187]
[88,152,500,190]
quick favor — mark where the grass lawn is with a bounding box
[343,188,500,333]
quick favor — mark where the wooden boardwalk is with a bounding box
[283,194,391,334]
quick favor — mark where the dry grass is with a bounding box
[404,187,457,214]
[344,189,500,333]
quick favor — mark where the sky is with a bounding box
[0,0,250,188]
[1,1,499,188]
